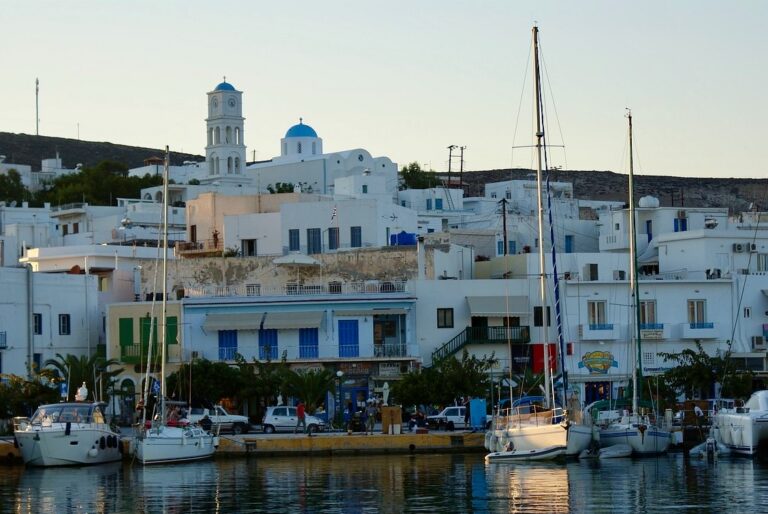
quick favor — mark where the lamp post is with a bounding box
[335,370,344,431]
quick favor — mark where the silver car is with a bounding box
[262,406,326,433]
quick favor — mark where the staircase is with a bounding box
[430,326,530,363]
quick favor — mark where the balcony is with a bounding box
[185,280,409,299]
[176,238,223,258]
[579,323,619,341]
[639,323,671,341]
[431,326,531,362]
[681,322,719,340]
[374,343,408,358]
[120,344,157,364]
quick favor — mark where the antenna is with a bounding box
[35,78,40,136]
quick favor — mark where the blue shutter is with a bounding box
[218,330,238,360]
[259,329,278,360]
[497,241,503,255]
[565,235,573,253]
[338,320,359,357]
[299,328,319,358]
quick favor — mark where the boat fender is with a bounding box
[638,424,647,443]
[13,437,18,448]
[100,436,106,450]
[65,422,71,436]
[88,448,98,458]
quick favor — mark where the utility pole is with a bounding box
[459,146,466,188]
[499,198,509,255]
[447,145,457,188]
[35,78,39,136]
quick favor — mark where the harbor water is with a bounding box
[1,452,767,513]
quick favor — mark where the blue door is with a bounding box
[338,320,359,357]
[259,329,278,360]
[299,328,319,358]
[218,330,238,361]
[564,235,573,253]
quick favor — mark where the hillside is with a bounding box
[1,132,765,213]
[0,132,203,170]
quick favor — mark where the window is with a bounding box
[72,222,79,234]
[62,224,69,236]
[362,185,368,194]
[289,229,300,251]
[218,330,238,361]
[674,217,688,232]
[497,241,504,255]
[587,301,607,328]
[744,307,752,318]
[328,227,339,250]
[33,313,42,335]
[426,199,433,211]
[758,254,768,272]
[338,320,359,357]
[350,226,362,248]
[643,351,655,367]
[33,353,42,372]
[307,228,321,254]
[259,329,278,360]
[615,223,620,231]
[59,314,71,335]
[119,318,133,346]
[299,328,319,358]
[297,142,302,153]
[639,300,657,328]
[646,220,653,243]
[437,308,454,328]
[533,306,551,327]
[98,276,109,292]
[242,239,257,257]
[687,299,706,325]
[435,198,443,210]
[565,235,574,253]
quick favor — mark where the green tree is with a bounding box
[399,162,441,190]
[266,182,295,194]
[282,368,337,413]
[0,169,29,203]
[166,358,243,406]
[44,353,123,402]
[0,373,61,424]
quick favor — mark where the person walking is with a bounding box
[295,400,307,434]
[365,399,378,435]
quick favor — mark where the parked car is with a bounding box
[427,406,494,430]
[185,405,251,434]
[262,406,326,434]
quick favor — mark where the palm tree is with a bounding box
[44,353,123,402]
[282,369,336,413]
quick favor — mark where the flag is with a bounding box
[152,380,160,394]
[331,205,337,222]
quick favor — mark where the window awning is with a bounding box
[466,296,528,316]
[203,313,264,331]
[262,311,324,330]
[334,308,408,317]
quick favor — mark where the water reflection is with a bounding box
[3,453,768,513]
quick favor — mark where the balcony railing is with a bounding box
[120,344,159,364]
[299,345,319,359]
[258,346,278,360]
[219,346,239,361]
[689,322,714,329]
[186,280,409,298]
[639,323,664,330]
[0,331,6,349]
[588,324,615,330]
[374,343,408,358]
[432,326,531,363]
[176,238,223,255]
[339,344,360,358]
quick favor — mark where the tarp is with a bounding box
[261,311,324,329]
[466,296,528,316]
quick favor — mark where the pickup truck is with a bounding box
[185,405,251,434]
[426,406,493,431]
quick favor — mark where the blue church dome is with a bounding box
[285,119,318,138]
[214,81,236,91]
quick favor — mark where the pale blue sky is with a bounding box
[3,1,767,178]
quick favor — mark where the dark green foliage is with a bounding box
[0,169,29,203]
[266,182,295,194]
[399,162,441,190]
[34,160,162,206]
[44,353,123,403]
[0,373,61,422]
[282,368,337,412]
[166,358,243,406]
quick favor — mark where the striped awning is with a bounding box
[203,313,264,331]
[261,311,324,330]
[466,296,528,316]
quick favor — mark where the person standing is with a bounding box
[365,399,378,435]
[463,396,471,430]
[295,400,307,434]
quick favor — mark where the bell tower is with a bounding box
[205,77,246,181]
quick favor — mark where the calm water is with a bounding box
[1,452,767,513]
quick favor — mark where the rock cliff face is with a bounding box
[0,132,202,170]
[447,168,767,214]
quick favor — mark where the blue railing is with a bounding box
[431,326,531,363]
[299,345,319,359]
[374,343,408,357]
[588,324,614,330]
[219,346,238,361]
[689,322,714,329]
[640,323,664,330]
[339,344,359,358]
[259,346,278,360]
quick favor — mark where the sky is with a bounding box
[3,1,768,178]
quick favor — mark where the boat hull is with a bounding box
[713,413,768,455]
[485,445,566,462]
[135,425,217,464]
[600,424,670,455]
[14,425,121,467]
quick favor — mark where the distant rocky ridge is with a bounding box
[1,132,765,213]
[0,132,203,170]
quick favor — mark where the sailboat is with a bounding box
[134,147,218,464]
[486,25,592,462]
[596,111,671,455]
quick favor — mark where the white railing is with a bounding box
[185,280,409,298]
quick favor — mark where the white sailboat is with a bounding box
[712,390,768,456]
[134,147,218,464]
[486,26,592,462]
[597,111,670,456]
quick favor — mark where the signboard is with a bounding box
[578,351,618,375]
[641,329,664,341]
[379,363,401,377]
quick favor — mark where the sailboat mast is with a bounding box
[160,146,170,422]
[532,25,552,408]
[627,111,641,415]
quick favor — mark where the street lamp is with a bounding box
[336,370,344,431]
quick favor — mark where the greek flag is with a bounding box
[152,380,160,394]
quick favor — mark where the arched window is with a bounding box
[227,157,233,173]
[297,142,302,154]
[235,127,240,145]
[209,156,215,175]
[208,128,213,146]
[226,126,232,144]
[312,142,316,155]
[214,127,221,145]
[235,157,241,173]
[216,157,220,175]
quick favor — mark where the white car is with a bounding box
[262,406,326,434]
[185,405,251,434]
[426,406,493,430]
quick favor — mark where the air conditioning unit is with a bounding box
[752,336,766,351]
[733,243,745,253]
[191,351,200,359]
[749,243,758,253]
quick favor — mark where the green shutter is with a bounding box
[119,318,134,346]
[140,317,158,345]
[167,316,178,345]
